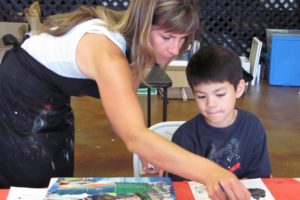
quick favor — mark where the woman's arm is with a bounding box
[75,33,250,200]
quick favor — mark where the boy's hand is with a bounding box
[141,158,164,177]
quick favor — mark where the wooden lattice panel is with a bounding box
[0,0,299,56]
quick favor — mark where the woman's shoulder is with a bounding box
[76,18,105,27]
[75,18,126,54]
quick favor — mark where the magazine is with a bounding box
[45,177,175,200]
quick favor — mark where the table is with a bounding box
[1,178,300,200]
[141,64,172,127]
[173,178,300,200]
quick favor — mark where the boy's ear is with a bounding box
[236,79,246,98]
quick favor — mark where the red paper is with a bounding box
[263,178,300,200]
[173,181,195,200]
[0,189,9,200]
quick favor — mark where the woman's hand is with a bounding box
[204,165,251,200]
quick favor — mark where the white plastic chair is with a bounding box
[248,37,263,85]
[133,121,185,177]
[240,37,263,85]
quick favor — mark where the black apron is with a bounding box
[0,46,99,188]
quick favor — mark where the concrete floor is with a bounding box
[72,81,300,178]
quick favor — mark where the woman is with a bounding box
[0,0,250,199]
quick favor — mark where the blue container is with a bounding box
[269,34,300,86]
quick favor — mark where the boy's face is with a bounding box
[193,80,245,128]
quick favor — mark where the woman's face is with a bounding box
[150,26,187,65]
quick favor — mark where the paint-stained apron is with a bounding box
[0,46,99,188]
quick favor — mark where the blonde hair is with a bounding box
[40,0,200,82]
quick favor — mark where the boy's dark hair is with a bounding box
[186,45,243,90]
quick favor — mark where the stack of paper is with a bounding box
[188,178,275,200]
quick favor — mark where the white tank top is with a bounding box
[21,19,126,79]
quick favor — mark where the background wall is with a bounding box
[1,0,300,56]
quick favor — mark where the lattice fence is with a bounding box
[198,0,300,56]
[1,0,300,56]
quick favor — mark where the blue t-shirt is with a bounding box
[170,109,272,181]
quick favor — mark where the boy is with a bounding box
[169,45,272,181]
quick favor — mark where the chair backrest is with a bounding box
[249,37,262,85]
[133,121,185,177]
